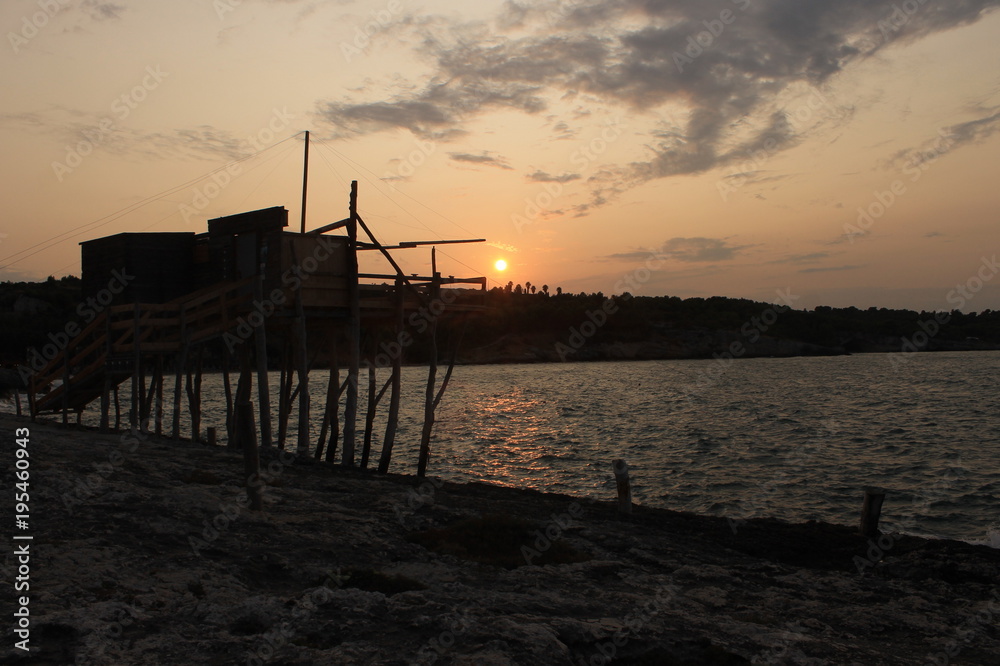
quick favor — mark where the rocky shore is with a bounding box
[2,414,998,665]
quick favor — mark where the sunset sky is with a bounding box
[2,0,999,311]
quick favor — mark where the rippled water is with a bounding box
[13,351,1000,544]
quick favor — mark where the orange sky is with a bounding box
[2,0,999,311]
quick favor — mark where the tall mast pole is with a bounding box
[300,130,310,233]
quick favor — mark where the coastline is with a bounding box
[3,414,999,665]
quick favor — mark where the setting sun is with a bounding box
[494,259,508,272]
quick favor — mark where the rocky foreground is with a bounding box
[2,414,998,665]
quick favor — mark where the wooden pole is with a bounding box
[172,311,189,439]
[316,347,337,460]
[222,344,234,442]
[613,459,632,516]
[416,278,440,478]
[343,180,361,466]
[378,278,404,474]
[860,487,886,537]
[324,338,341,463]
[277,344,291,449]
[253,274,273,448]
[236,402,263,512]
[155,356,164,436]
[300,130,310,234]
[62,338,71,426]
[100,311,111,432]
[113,384,120,431]
[130,302,140,430]
[295,302,311,457]
[207,427,217,447]
[361,358,376,469]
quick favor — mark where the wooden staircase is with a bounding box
[29,278,254,417]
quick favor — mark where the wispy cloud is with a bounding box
[799,264,864,273]
[316,0,1000,211]
[448,151,513,170]
[526,170,581,183]
[606,237,751,263]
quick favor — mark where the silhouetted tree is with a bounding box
[542,284,549,295]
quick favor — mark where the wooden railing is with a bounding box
[29,278,254,416]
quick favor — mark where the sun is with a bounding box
[494,259,508,271]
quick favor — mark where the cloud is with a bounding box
[799,265,864,273]
[526,170,581,183]
[316,0,1000,210]
[83,0,126,21]
[769,252,833,265]
[890,108,1000,169]
[448,151,513,169]
[606,237,750,263]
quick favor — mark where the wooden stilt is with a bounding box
[316,349,337,460]
[155,356,164,436]
[378,278,404,474]
[294,288,311,457]
[277,341,293,450]
[113,384,121,431]
[100,311,112,433]
[236,402,263,512]
[343,181,361,466]
[222,343,234,442]
[172,312,189,440]
[62,338,71,426]
[130,302,141,430]
[325,345,342,464]
[361,356,376,469]
[14,389,22,417]
[253,275,273,448]
[416,284,439,478]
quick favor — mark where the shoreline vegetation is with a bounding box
[4,414,999,664]
[3,277,1000,370]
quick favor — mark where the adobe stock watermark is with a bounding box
[382,137,436,191]
[520,502,585,565]
[7,0,72,54]
[578,581,679,666]
[340,0,403,63]
[671,0,751,73]
[221,234,339,352]
[887,255,999,368]
[51,66,170,182]
[513,117,626,233]
[179,107,295,224]
[18,268,134,387]
[926,588,1000,666]
[718,87,844,202]
[680,288,801,399]
[843,128,955,243]
[554,252,667,361]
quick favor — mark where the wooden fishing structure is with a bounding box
[26,153,487,474]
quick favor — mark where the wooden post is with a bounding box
[155,356,164,436]
[100,311,111,432]
[172,310,189,440]
[130,302,141,430]
[14,388,21,417]
[294,270,311,457]
[613,459,632,516]
[416,279,440,478]
[300,130,310,234]
[361,358,376,468]
[378,278,404,474]
[113,384,121,431]
[207,427,217,447]
[253,275,273,448]
[61,342,70,425]
[236,402,263,512]
[860,487,886,537]
[222,343,234,442]
[343,180,361,466]
[322,338,341,463]
[186,346,204,442]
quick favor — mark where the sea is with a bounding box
[9,351,1000,546]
